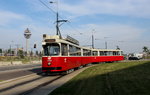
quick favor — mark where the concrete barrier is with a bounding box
[32,60,42,64]
[0,62,12,66]
[12,61,22,65]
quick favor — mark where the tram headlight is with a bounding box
[48,62,51,66]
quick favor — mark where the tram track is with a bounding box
[0,63,95,95]
[0,72,63,95]
[19,75,62,95]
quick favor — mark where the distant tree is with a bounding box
[7,49,11,54]
[36,50,39,56]
[0,48,2,56]
[143,46,149,53]
[30,50,33,56]
[7,49,14,56]
[12,50,15,56]
[143,46,149,59]
[18,50,24,58]
[0,48,2,53]
[24,51,27,56]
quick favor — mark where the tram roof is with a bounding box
[43,34,123,52]
[43,34,79,46]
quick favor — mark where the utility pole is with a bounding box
[92,34,94,49]
[104,37,110,49]
[10,44,12,64]
[10,41,13,64]
[92,29,96,49]
[50,1,67,38]
[56,12,59,35]
[15,44,20,56]
[105,41,107,49]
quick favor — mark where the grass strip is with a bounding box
[50,61,150,95]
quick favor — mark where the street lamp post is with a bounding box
[15,44,20,56]
[92,29,96,49]
[105,41,107,49]
[24,28,31,56]
[92,33,94,49]
[10,41,14,64]
[104,37,110,49]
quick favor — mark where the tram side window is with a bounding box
[121,51,123,55]
[69,45,81,56]
[83,49,87,56]
[69,45,78,56]
[61,43,68,56]
[108,51,113,56]
[113,51,120,55]
[100,51,104,56]
[69,45,74,56]
[113,51,117,55]
[116,51,119,55]
[89,50,92,56]
[83,49,91,56]
[104,51,107,56]
[93,51,98,56]
[76,47,81,56]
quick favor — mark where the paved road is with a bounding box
[0,63,42,81]
[0,63,41,72]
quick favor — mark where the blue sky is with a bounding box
[0,0,150,53]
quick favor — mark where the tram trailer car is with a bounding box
[42,34,124,74]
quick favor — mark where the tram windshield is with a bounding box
[43,43,60,56]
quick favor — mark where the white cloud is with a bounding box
[60,0,150,19]
[26,0,150,19]
[64,23,144,41]
[0,10,26,26]
[61,23,146,53]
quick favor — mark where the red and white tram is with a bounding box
[42,34,124,74]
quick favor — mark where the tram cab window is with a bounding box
[61,43,68,56]
[43,43,60,56]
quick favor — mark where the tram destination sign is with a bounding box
[66,35,79,45]
[45,39,56,43]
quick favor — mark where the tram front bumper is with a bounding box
[42,67,62,72]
